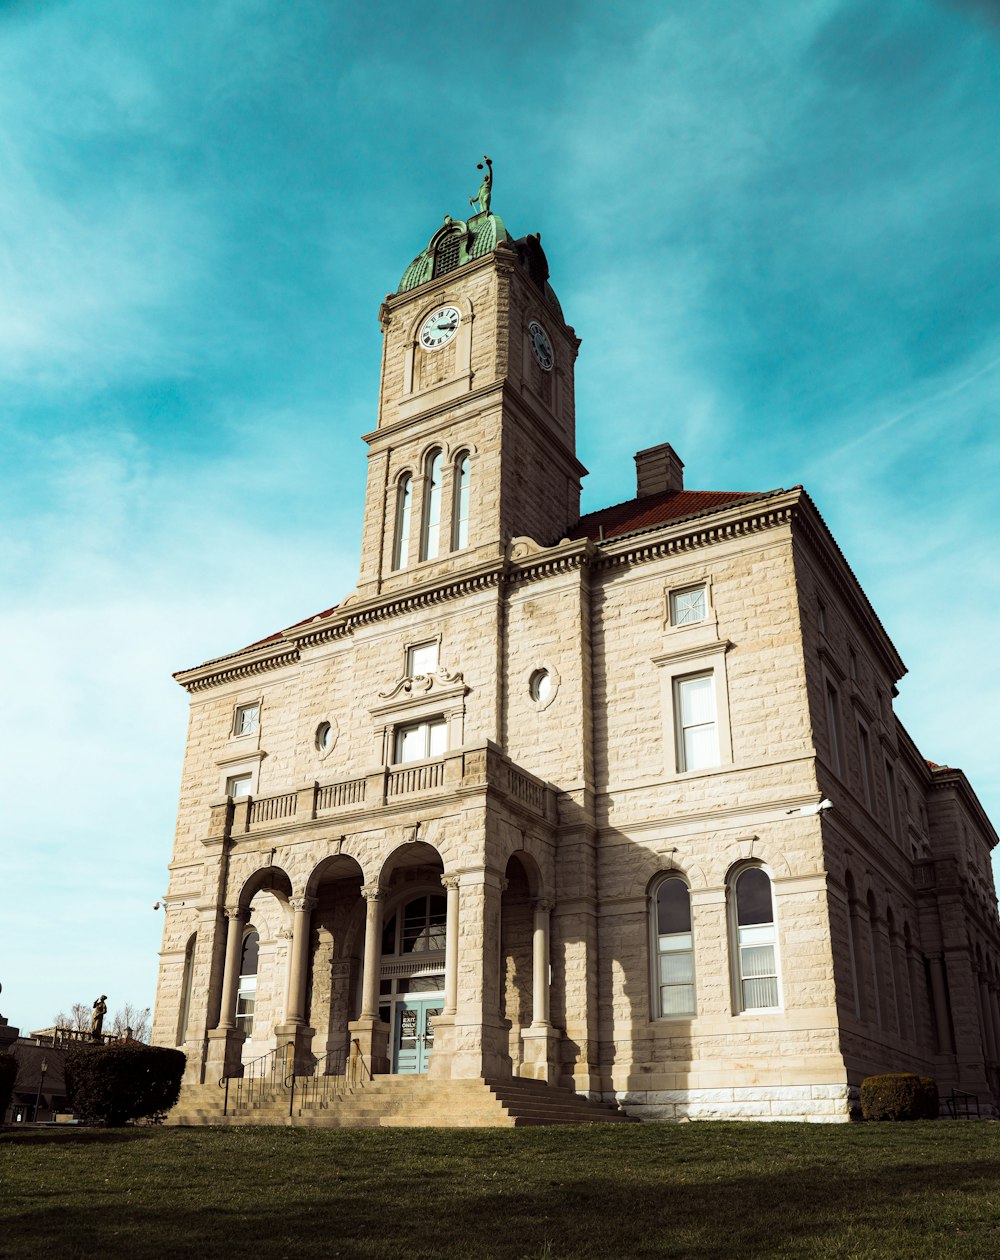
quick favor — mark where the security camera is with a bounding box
[816,799,833,813]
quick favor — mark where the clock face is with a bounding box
[529,320,554,371]
[418,305,461,351]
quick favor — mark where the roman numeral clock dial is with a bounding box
[529,320,554,371]
[418,306,461,350]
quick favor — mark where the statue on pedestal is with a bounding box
[469,156,492,216]
[90,995,108,1040]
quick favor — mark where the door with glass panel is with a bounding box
[393,998,443,1073]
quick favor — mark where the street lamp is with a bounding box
[33,1058,48,1123]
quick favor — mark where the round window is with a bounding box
[529,669,553,704]
[315,721,333,752]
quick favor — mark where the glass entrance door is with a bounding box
[393,998,442,1074]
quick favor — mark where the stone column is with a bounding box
[217,908,245,1031]
[928,956,955,1054]
[531,900,552,1028]
[274,896,317,1074]
[205,907,247,1080]
[443,876,461,1016]
[521,898,559,1084]
[348,883,390,1074]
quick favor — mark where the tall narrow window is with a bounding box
[177,934,196,1046]
[884,760,900,839]
[858,721,873,809]
[236,929,259,1035]
[674,673,718,772]
[653,877,696,1017]
[452,452,470,550]
[733,867,779,1011]
[420,449,443,561]
[393,474,412,570]
[825,682,842,776]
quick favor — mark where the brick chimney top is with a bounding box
[634,443,684,498]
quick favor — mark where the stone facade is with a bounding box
[152,207,1000,1122]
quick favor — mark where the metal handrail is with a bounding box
[286,1038,373,1117]
[947,1087,981,1119]
[220,1041,293,1115]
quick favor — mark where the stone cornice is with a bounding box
[790,490,906,684]
[172,487,831,694]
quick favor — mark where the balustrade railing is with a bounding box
[221,1041,293,1115]
[317,777,366,811]
[387,759,446,797]
[247,792,297,826]
[506,765,546,813]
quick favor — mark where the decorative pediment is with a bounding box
[378,666,465,701]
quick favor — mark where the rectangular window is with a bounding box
[858,722,873,809]
[235,984,256,1034]
[739,925,779,1010]
[233,703,259,737]
[674,673,719,772]
[226,773,252,798]
[817,598,827,635]
[394,717,447,764]
[658,932,696,1016]
[406,641,439,678]
[669,584,707,627]
[825,682,842,776]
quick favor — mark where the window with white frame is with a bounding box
[669,584,707,627]
[233,703,259,737]
[406,640,439,678]
[652,877,696,1017]
[392,474,413,570]
[394,717,447,764]
[226,773,252,798]
[732,867,780,1011]
[673,672,719,772]
[420,449,444,561]
[452,452,470,550]
[236,928,259,1035]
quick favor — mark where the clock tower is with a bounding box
[355,183,586,601]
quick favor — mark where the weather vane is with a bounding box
[469,156,492,216]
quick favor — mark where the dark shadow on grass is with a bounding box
[0,1127,163,1147]
[3,1127,1000,1259]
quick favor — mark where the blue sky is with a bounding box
[1,0,997,1033]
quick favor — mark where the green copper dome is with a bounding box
[396,213,564,321]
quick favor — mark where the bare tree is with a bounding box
[110,1002,151,1042]
[53,1003,91,1032]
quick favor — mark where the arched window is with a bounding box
[452,452,471,550]
[866,892,883,1028]
[236,928,259,1035]
[392,474,412,570]
[176,934,196,1046]
[845,871,863,1019]
[652,877,696,1017]
[732,867,780,1011]
[420,450,443,560]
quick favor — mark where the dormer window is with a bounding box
[433,233,462,278]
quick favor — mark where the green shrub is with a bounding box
[65,1043,185,1126]
[861,1073,938,1121]
[0,1053,17,1122]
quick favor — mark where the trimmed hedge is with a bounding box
[861,1073,938,1121]
[65,1043,185,1126]
[0,1053,17,1123]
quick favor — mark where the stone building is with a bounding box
[153,188,1000,1123]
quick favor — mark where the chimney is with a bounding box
[634,443,684,498]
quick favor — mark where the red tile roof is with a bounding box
[567,487,782,543]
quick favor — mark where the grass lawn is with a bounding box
[2,1121,999,1259]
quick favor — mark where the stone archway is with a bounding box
[303,853,366,1064]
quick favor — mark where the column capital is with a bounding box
[533,898,554,913]
[361,883,384,902]
[290,895,317,914]
[224,906,243,922]
[441,875,461,892]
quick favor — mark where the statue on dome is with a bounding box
[469,156,492,215]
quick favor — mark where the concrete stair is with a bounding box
[167,1074,632,1128]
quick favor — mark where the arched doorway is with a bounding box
[500,853,539,1074]
[303,852,366,1061]
[378,842,446,1074]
